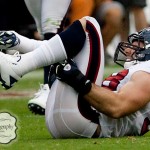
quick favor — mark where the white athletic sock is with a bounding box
[16,35,67,76]
[9,31,44,53]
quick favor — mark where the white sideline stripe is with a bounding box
[0,91,35,99]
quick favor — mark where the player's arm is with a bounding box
[85,71,150,118]
[56,61,150,118]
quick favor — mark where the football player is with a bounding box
[24,0,72,115]
[1,16,150,138]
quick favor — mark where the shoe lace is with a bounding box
[7,51,21,64]
[0,50,20,65]
[13,51,20,56]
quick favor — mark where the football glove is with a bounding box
[56,59,92,95]
[0,31,20,50]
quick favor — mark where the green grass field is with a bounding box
[1,66,150,150]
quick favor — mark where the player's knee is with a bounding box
[79,16,100,31]
[59,16,100,59]
[59,20,86,58]
[79,17,86,31]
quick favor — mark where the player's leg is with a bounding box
[45,16,104,138]
[41,0,71,35]
[94,1,124,50]
[28,0,72,115]
[42,0,72,99]
[42,0,72,96]
[42,0,72,89]
[0,16,95,89]
[0,30,45,53]
[24,0,51,114]
[24,0,42,35]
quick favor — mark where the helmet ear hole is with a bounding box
[128,33,144,44]
[128,33,138,43]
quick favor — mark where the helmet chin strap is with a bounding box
[124,60,140,69]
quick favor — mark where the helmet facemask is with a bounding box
[114,28,150,68]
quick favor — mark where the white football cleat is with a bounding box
[28,84,50,115]
[0,51,22,89]
[0,31,20,50]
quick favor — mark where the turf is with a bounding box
[0,67,150,150]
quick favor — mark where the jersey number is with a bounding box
[102,69,129,91]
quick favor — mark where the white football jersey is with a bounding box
[100,61,150,137]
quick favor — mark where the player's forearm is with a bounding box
[84,84,126,118]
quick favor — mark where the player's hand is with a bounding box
[56,59,92,95]
[0,31,20,50]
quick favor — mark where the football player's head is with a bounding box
[114,27,150,68]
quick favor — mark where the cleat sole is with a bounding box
[28,103,45,115]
